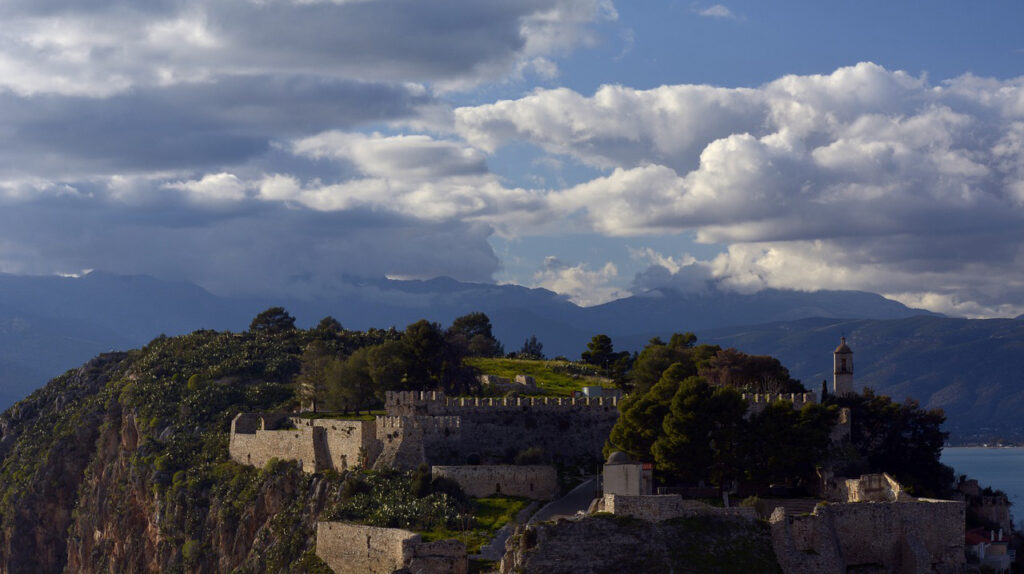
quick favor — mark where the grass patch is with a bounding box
[294,410,385,421]
[466,358,612,397]
[418,496,530,554]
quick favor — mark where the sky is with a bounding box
[2,0,1024,317]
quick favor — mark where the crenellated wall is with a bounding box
[741,392,818,415]
[385,390,619,416]
[431,465,558,499]
[383,391,620,466]
[231,391,620,473]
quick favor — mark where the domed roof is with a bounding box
[606,451,632,465]
[834,336,852,354]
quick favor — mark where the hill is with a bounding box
[0,271,934,409]
[697,316,1024,443]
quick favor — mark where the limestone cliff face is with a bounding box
[64,405,335,573]
[0,330,338,574]
[0,354,123,574]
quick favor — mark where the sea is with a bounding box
[941,446,1024,528]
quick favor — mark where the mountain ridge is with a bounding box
[0,271,1020,442]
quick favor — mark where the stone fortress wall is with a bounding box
[229,389,846,474]
[770,498,965,574]
[431,465,559,499]
[740,392,818,414]
[229,390,621,472]
[315,522,467,574]
[229,414,378,472]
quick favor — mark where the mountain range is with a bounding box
[1,271,1020,442]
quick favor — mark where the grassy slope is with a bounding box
[466,358,614,397]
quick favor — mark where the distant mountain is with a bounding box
[0,270,998,438]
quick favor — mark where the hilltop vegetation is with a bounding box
[0,308,959,572]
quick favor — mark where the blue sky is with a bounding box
[1,0,1023,317]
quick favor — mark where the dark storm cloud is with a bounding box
[0,77,430,174]
[0,195,499,296]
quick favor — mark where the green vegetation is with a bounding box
[606,332,952,498]
[466,357,611,396]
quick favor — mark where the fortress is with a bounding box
[230,391,621,471]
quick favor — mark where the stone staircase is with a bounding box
[761,498,822,516]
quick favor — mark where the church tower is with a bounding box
[833,337,854,396]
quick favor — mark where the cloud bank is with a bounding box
[455,63,1024,315]
[1,12,1023,322]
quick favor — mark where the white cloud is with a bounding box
[164,173,248,204]
[532,257,627,306]
[456,63,1024,315]
[697,5,736,19]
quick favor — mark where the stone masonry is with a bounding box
[230,391,620,472]
[315,522,467,574]
[229,414,379,472]
[598,494,757,522]
[431,465,558,499]
[770,499,965,574]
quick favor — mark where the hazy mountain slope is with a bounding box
[583,287,937,337]
[698,316,1024,442]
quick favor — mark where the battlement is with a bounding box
[741,392,817,406]
[376,415,462,432]
[384,390,619,416]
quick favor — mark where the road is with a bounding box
[528,476,599,524]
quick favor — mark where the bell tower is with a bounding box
[833,337,854,396]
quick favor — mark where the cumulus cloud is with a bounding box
[455,63,1024,316]
[532,257,627,306]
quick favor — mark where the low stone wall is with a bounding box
[770,499,965,574]
[432,465,558,500]
[825,472,913,503]
[316,522,467,574]
[599,494,756,522]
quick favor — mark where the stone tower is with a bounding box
[833,337,854,396]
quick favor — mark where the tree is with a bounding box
[650,378,747,487]
[447,312,503,357]
[249,306,296,334]
[296,340,334,412]
[326,347,376,414]
[581,334,615,368]
[698,348,805,393]
[316,316,343,333]
[606,363,691,462]
[745,401,838,491]
[627,333,718,395]
[833,389,954,497]
[517,335,544,359]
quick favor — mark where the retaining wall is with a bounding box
[599,494,756,522]
[315,522,467,574]
[770,499,965,574]
[432,465,558,499]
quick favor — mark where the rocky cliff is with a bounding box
[0,330,341,574]
[501,514,781,574]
